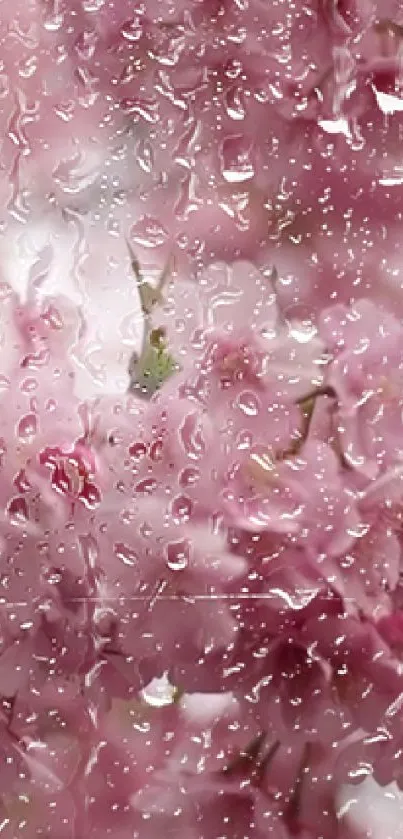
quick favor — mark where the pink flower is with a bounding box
[225,439,361,554]
[91,491,246,668]
[1,0,403,835]
[319,299,403,478]
[132,766,288,839]
[159,260,326,401]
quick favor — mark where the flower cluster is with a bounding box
[0,258,402,837]
[1,0,403,836]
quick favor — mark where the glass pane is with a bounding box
[0,1,403,837]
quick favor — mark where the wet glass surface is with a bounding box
[1,1,403,836]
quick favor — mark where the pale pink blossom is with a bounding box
[319,299,403,478]
[0,0,403,836]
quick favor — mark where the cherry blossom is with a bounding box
[1,0,403,836]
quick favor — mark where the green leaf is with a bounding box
[130,333,178,396]
[138,282,164,316]
[126,239,174,316]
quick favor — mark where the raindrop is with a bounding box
[121,17,143,42]
[18,56,38,78]
[114,543,137,567]
[136,478,157,494]
[348,765,373,781]
[179,413,207,460]
[0,376,10,393]
[17,413,37,442]
[149,439,164,463]
[224,86,246,121]
[237,430,253,450]
[285,307,319,344]
[79,535,99,570]
[179,467,200,488]
[43,9,63,31]
[52,153,101,194]
[129,442,147,460]
[136,139,154,174]
[130,216,168,249]
[74,31,97,61]
[14,469,30,493]
[139,522,152,539]
[165,539,190,571]
[20,377,38,394]
[120,508,136,525]
[347,522,371,539]
[80,482,101,509]
[6,496,29,528]
[171,495,192,524]
[82,0,105,10]
[0,74,9,98]
[236,390,260,417]
[221,136,255,183]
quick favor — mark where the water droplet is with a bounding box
[347,522,371,539]
[14,469,30,493]
[179,467,200,488]
[43,9,63,31]
[129,442,147,460]
[74,31,97,60]
[6,497,29,528]
[18,55,38,78]
[179,413,207,460]
[114,543,137,567]
[136,138,154,174]
[17,413,37,442]
[82,0,105,10]
[80,482,101,509]
[236,390,260,417]
[139,521,152,539]
[136,478,157,495]
[121,17,143,42]
[53,153,101,194]
[120,508,135,525]
[149,438,164,462]
[79,535,99,570]
[224,86,246,121]
[284,307,319,344]
[165,539,190,571]
[0,75,9,98]
[237,430,253,450]
[348,765,373,781]
[130,216,168,249]
[20,378,38,394]
[171,495,192,524]
[46,570,62,586]
[121,97,158,123]
[221,135,254,183]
